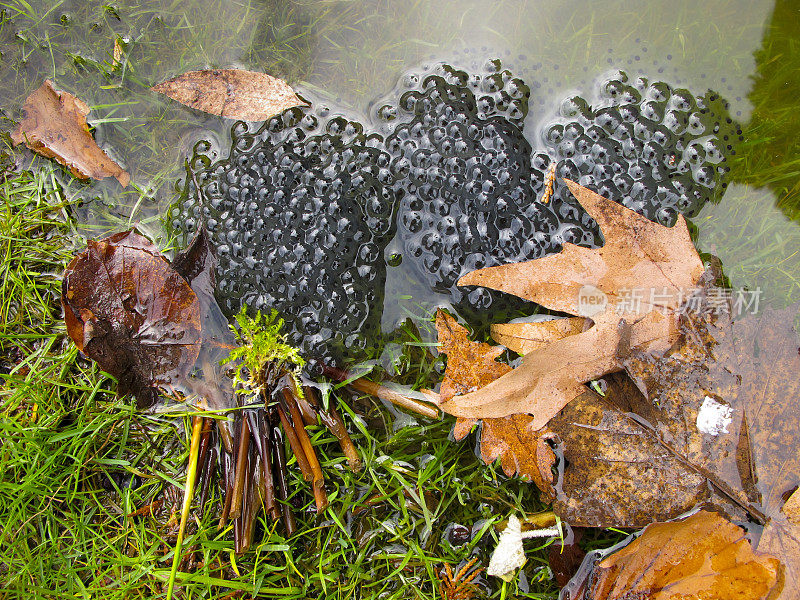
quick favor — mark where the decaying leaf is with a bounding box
[490,317,587,356]
[437,310,511,403]
[565,510,780,600]
[758,489,800,600]
[62,230,201,408]
[439,179,704,426]
[544,372,742,527]
[152,69,308,122]
[12,80,129,186]
[438,311,556,490]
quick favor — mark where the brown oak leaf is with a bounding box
[152,69,308,122]
[437,310,557,492]
[12,80,129,186]
[439,179,704,427]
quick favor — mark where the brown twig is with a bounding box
[270,419,296,536]
[217,447,235,530]
[195,418,214,514]
[276,403,314,481]
[240,455,260,553]
[198,446,216,518]
[250,410,278,520]
[233,450,254,555]
[281,386,328,512]
[229,416,251,520]
[304,386,361,471]
[292,386,318,426]
[323,365,440,419]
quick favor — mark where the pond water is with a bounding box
[3,2,800,598]
[1,0,798,359]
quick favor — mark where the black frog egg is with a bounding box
[171,62,740,365]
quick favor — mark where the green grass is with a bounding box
[0,159,564,599]
[1,0,799,598]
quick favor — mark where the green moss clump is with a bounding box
[223,306,305,399]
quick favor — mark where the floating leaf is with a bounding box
[437,310,556,491]
[152,69,308,121]
[12,80,129,186]
[567,510,780,600]
[62,230,201,408]
[439,180,704,426]
[543,371,743,527]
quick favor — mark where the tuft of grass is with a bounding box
[0,157,569,599]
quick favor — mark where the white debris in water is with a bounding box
[487,515,560,582]
[696,396,733,436]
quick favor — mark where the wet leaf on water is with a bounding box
[12,80,130,186]
[152,69,308,122]
[567,510,780,600]
[437,310,556,492]
[623,305,800,598]
[523,305,799,530]
[62,230,201,408]
[171,227,238,421]
[759,489,800,600]
[439,180,704,426]
[542,372,736,527]
[558,305,800,594]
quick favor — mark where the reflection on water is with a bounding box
[696,184,800,306]
[0,0,797,332]
[730,0,800,223]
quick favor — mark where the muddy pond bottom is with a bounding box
[168,58,742,372]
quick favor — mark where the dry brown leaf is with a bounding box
[570,510,780,600]
[439,179,704,426]
[152,69,308,122]
[437,310,557,490]
[490,317,587,356]
[12,80,129,186]
[62,230,201,408]
[436,310,511,403]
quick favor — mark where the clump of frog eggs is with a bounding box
[169,60,741,371]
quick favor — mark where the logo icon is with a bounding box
[577,285,607,317]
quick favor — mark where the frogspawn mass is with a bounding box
[168,59,742,372]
